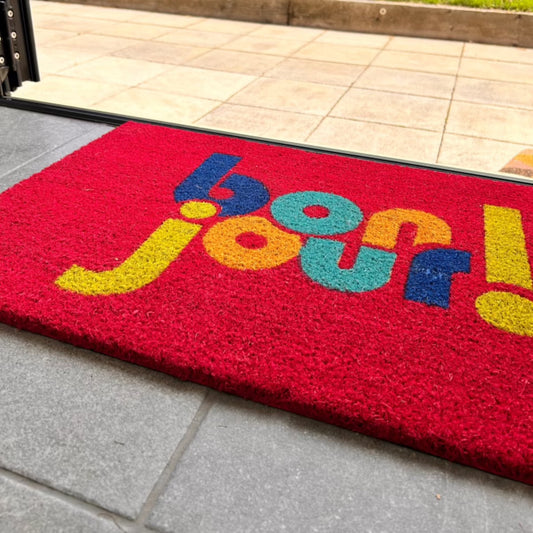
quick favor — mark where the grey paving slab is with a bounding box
[0,107,209,523]
[0,472,126,533]
[0,107,109,178]
[0,126,113,192]
[148,394,533,533]
[0,324,207,518]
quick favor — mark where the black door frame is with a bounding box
[0,0,39,96]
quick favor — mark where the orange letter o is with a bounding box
[203,216,302,270]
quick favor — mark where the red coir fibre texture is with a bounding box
[0,123,531,484]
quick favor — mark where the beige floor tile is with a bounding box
[14,75,125,107]
[446,101,533,145]
[34,28,79,46]
[355,67,455,99]
[459,58,533,85]
[229,78,345,115]
[49,3,143,21]
[32,13,80,29]
[186,18,261,34]
[30,1,89,15]
[91,87,220,123]
[92,21,173,40]
[307,117,441,162]
[137,12,202,28]
[294,42,380,65]
[46,34,139,55]
[331,88,449,131]
[316,30,389,48]
[187,50,283,76]
[387,36,463,56]
[222,35,307,56]
[36,16,116,34]
[437,134,531,174]
[195,103,321,142]
[29,1,69,13]
[34,46,103,74]
[373,50,460,75]
[60,56,173,86]
[454,78,533,110]
[247,24,323,41]
[113,42,209,66]
[464,43,533,65]
[157,29,238,48]
[137,66,255,100]
[265,58,364,86]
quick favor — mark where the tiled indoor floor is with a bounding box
[14,0,533,174]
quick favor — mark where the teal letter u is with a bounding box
[301,238,397,293]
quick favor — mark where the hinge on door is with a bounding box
[0,0,39,97]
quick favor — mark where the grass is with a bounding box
[387,0,533,10]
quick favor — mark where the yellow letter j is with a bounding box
[55,201,218,296]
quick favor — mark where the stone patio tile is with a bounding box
[459,58,533,85]
[265,58,364,86]
[464,42,533,64]
[222,35,307,56]
[0,324,206,518]
[187,18,261,34]
[44,34,138,55]
[34,28,78,46]
[138,66,254,100]
[113,41,209,66]
[195,103,321,142]
[147,394,533,533]
[33,46,103,75]
[248,23,323,41]
[14,76,125,107]
[355,67,455,99]
[187,49,283,76]
[446,101,533,145]
[229,78,345,115]
[36,16,116,34]
[373,50,460,75]
[136,12,202,27]
[60,56,173,87]
[30,0,90,15]
[387,36,463,56]
[437,134,531,174]
[48,3,143,21]
[92,87,220,124]
[27,0,63,12]
[331,88,449,131]
[157,28,238,48]
[308,117,441,162]
[92,21,174,40]
[454,78,533,110]
[30,12,64,27]
[294,42,380,65]
[0,474,125,533]
[316,30,390,48]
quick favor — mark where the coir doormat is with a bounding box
[0,122,531,485]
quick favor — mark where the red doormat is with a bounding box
[0,122,531,484]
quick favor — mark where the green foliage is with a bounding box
[386,0,533,11]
